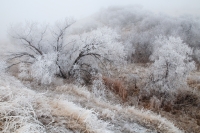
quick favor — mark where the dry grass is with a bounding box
[106,64,200,132]
[2,64,197,133]
[102,76,127,101]
[0,74,112,133]
[187,72,200,94]
[51,84,183,133]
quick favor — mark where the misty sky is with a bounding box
[1,0,200,42]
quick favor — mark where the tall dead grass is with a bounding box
[52,84,183,133]
[102,76,127,101]
[0,72,184,133]
[0,74,112,133]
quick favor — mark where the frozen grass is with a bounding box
[0,76,46,133]
[52,84,183,133]
[50,99,112,133]
[102,76,127,101]
[0,73,184,133]
[0,74,112,133]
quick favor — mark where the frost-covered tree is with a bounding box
[63,27,126,83]
[147,36,195,92]
[93,6,200,63]
[8,19,75,79]
[7,21,125,84]
[31,53,58,84]
[7,19,74,83]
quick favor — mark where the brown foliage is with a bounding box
[102,76,127,101]
[174,91,199,106]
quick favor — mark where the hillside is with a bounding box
[0,71,185,133]
[1,6,200,133]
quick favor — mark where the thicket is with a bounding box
[94,6,200,64]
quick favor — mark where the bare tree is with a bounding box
[7,21,125,84]
[8,19,75,80]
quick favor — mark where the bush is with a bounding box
[147,36,195,93]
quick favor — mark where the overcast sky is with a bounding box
[1,0,200,42]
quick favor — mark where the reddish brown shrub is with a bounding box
[102,76,127,101]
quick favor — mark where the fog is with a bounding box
[1,0,200,42]
[1,1,200,133]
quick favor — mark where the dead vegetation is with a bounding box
[1,62,200,132]
[102,63,200,133]
[121,64,200,133]
[102,76,127,101]
[0,71,186,133]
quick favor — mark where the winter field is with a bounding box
[1,6,200,133]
